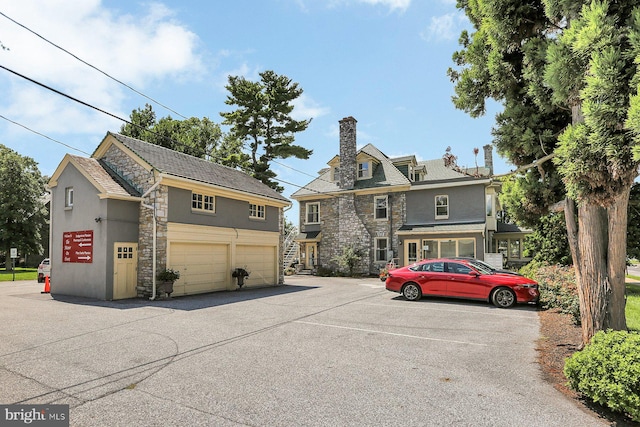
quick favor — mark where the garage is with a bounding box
[169,242,229,296]
[236,245,277,287]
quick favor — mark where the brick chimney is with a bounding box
[339,116,357,189]
[483,144,493,176]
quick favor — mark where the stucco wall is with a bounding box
[50,165,109,299]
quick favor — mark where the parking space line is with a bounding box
[294,320,489,346]
[356,302,537,319]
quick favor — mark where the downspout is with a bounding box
[141,178,161,300]
[282,204,292,283]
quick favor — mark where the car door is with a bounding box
[413,261,448,295]
[444,262,489,298]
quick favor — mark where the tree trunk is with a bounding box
[606,187,630,331]
[564,198,580,286]
[577,203,609,344]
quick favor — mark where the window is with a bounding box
[375,238,388,262]
[249,204,265,219]
[420,238,476,259]
[509,239,521,259]
[435,195,449,219]
[192,192,215,212]
[374,196,388,220]
[358,162,370,179]
[333,167,340,182]
[306,202,319,224]
[486,194,493,216]
[65,187,74,208]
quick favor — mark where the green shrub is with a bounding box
[564,330,640,422]
[520,261,580,324]
[315,266,333,277]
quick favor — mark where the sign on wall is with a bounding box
[62,230,93,263]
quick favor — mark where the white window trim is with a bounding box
[249,203,266,220]
[192,192,216,213]
[305,202,320,224]
[435,194,449,220]
[65,187,74,208]
[375,237,389,262]
[357,161,371,180]
[374,195,388,220]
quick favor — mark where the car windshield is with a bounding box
[466,260,495,274]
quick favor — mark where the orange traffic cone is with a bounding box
[41,276,50,294]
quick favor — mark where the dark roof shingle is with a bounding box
[109,133,288,203]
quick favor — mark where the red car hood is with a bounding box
[486,272,537,285]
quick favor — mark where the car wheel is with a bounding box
[491,287,516,308]
[402,283,422,301]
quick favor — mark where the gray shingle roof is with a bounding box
[291,143,410,198]
[109,132,288,203]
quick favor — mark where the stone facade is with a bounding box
[303,191,406,275]
[339,117,357,190]
[101,144,169,297]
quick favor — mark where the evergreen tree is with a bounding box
[450,0,640,343]
[221,70,312,192]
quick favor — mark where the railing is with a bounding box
[283,228,299,269]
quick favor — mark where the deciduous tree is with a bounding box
[0,145,47,269]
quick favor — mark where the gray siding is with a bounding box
[104,199,140,299]
[167,187,279,232]
[406,184,485,225]
[50,165,109,299]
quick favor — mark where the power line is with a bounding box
[0,114,91,155]
[0,10,189,120]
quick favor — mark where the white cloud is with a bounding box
[355,0,411,12]
[0,1,203,135]
[291,94,330,121]
[421,12,468,42]
[318,0,410,13]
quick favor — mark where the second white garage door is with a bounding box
[236,245,276,287]
[169,242,229,296]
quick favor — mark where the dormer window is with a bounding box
[358,162,370,179]
[333,166,340,182]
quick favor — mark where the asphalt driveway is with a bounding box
[0,276,606,426]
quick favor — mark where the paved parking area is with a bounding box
[0,276,606,426]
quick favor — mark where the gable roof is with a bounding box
[103,133,289,204]
[48,154,141,200]
[291,143,410,198]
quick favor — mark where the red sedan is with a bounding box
[385,258,539,308]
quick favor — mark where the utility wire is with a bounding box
[0,10,189,120]
[0,114,91,155]
[0,12,330,192]
[0,65,325,195]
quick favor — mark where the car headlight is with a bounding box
[521,284,538,289]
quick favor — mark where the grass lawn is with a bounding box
[627,283,640,332]
[0,268,37,282]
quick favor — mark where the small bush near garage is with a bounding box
[520,261,580,324]
[564,330,640,422]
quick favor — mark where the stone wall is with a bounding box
[100,144,165,297]
[310,191,406,275]
[339,117,357,190]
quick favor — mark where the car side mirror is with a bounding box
[468,271,479,277]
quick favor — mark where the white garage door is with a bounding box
[169,242,229,296]
[236,245,276,287]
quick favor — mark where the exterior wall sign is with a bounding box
[62,230,93,263]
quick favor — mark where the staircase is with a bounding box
[283,227,299,269]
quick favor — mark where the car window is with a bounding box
[447,262,472,274]
[467,260,493,274]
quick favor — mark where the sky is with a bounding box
[0,0,506,224]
